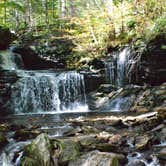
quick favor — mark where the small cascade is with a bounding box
[104,47,135,112]
[10,70,88,114]
[0,50,17,70]
[105,47,133,88]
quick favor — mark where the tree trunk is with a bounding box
[25,0,32,31]
[61,0,66,17]
[4,0,7,24]
[43,0,49,27]
[69,0,75,17]
[15,9,19,32]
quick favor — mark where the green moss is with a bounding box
[111,158,119,166]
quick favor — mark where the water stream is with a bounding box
[104,47,135,112]
[0,50,88,114]
[105,47,133,88]
[0,49,162,166]
[10,70,88,114]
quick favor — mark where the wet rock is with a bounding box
[21,133,53,166]
[98,84,115,93]
[0,132,8,150]
[157,148,166,160]
[122,112,158,127]
[0,70,19,116]
[155,106,166,120]
[68,150,126,166]
[83,71,106,93]
[130,84,166,113]
[134,134,152,150]
[14,129,41,141]
[127,160,146,166]
[0,70,18,84]
[55,139,80,165]
[87,92,109,110]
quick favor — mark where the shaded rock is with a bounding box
[88,58,105,70]
[14,129,41,141]
[83,71,106,93]
[0,26,15,50]
[98,84,115,93]
[132,33,166,85]
[0,123,10,132]
[21,133,53,166]
[0,70,19,116]
[68,150,126,166]
[0,70,18,84]
[0,132,8,150]
[12,45,61,70]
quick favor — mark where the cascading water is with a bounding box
[105,47,133,88]
[0,50,88,114]
[11,70,88,114]
[104,47,134,112]
[0,50,17,70]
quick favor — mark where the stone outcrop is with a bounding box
[132,33,166,85]
[21,133,53,166]
[88,83,166,113]
[0,26,16,50]
[11,45,64,70]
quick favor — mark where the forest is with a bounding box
[0,0,166,67]
[0,0,166,166]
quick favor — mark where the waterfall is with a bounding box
[10,70,88,114]
[105,47,133,88]
[104,47,134,112]
[0,50,17,70]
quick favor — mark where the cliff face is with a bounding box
[131,34,166,85]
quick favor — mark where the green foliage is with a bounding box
[143,14,166,43]
[0,0,165,68]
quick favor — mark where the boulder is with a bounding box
[21,133,53,166]
[55,139,80,165]
[68,150,126,166]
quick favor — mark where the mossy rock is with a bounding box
[53,139,80,165]
[21,133,53,166]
